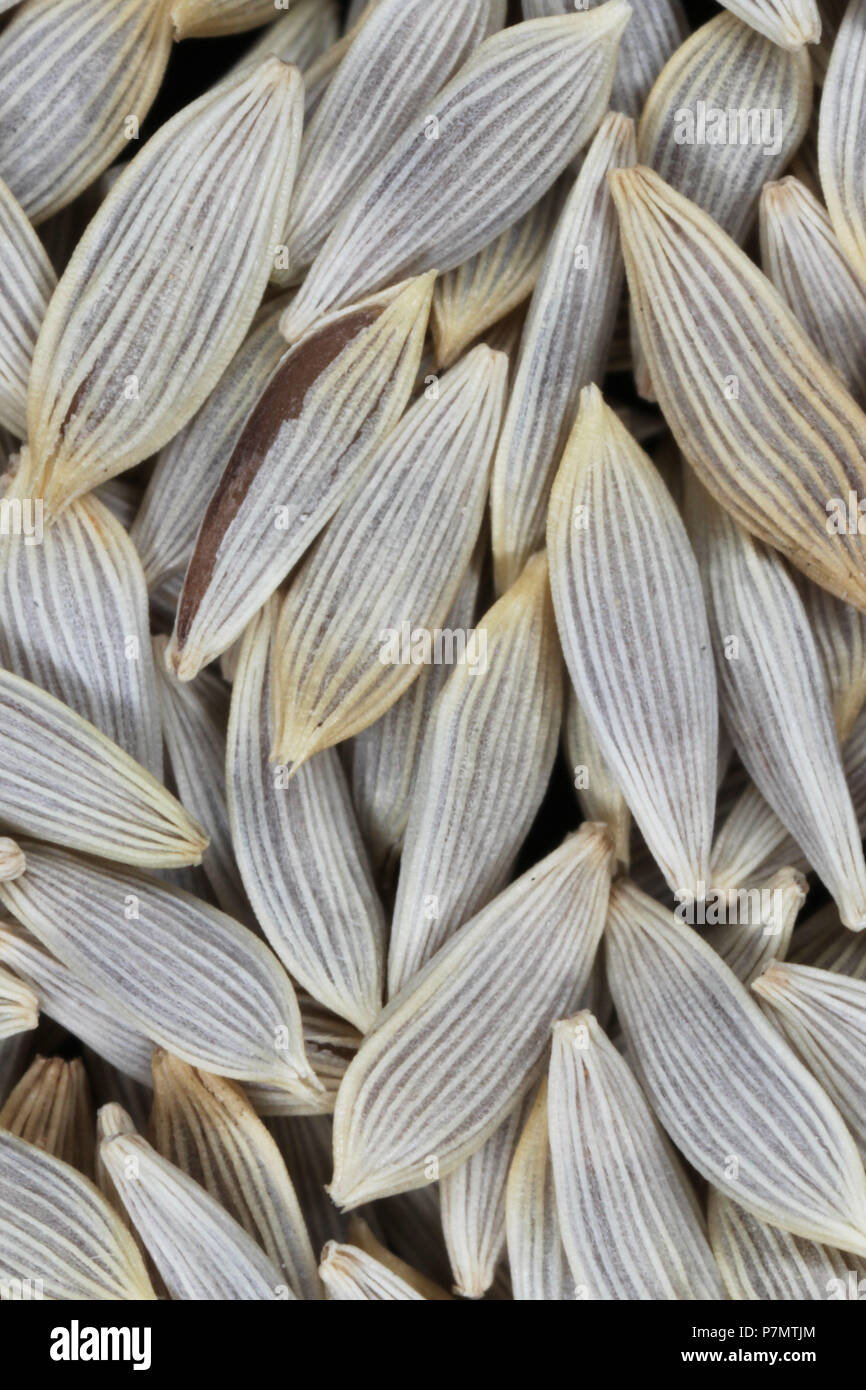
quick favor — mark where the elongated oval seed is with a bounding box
[227,599,386,1034]
[388,552,563,995]
[130,293,293,590]
[548,1012,725,1300]
[0,175,55,436]
[718,0,820,48]
[330,823,614,1209]
[101,1131,291,1300]
[548,384,717,900]
[271,345,507,770]
[281,4,630,340]
[430,186,561,370]
[606,878,866,1255]
[709,1189,866,1300]
[440,1093,532,1300]
[16,59,304,516]
[0,922,155,1085]
[0,494,163,776]
[753,960,866,1159]
[167,274,434,682]
[638,13,812,247]
[505,1080,573,1301]
[523,0,687,118]
[818,0,866,283]
[0,963,38,1039]
[151,639,246,918]
[695,492,866,929]
[490,112,635,593]
[150,1052,320,1300]
[760,177,866,410]
[319,1241,424,1300]
[0,1130,156,1299]
[0,840,318,1099]
[280,0,494,279]
[0,0,173,225]
[609,166,866,611]
[0,666,206,868]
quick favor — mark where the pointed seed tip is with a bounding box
[0,839,25,881]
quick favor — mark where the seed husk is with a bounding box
[701,867,807,985]
[347,541,484,878]
[708,1188,866,1301]
[279,0,496,281]
[716,0,820,49]
[548,1012,725,1300]
[760,176,866,410]
[101,1130,291,1300]
[270,345,507,771]
[693,486,866,929]
[0,495,163,775]
[14,58,304,516]
[0,665,207,868]
[230,0,340,76]
[0,840,319,1099]
[610,164,866,611]
[0,0,173,225]
[0,1130,156,1299]
[0,174,55,436]
[0,921,155,1086]
[346,1215,454,1300]
[606,878,866,1255]
[0,1054,94,1176]
[167,274,435,682]
[171,0,292,39]
[753,959,866,1159]
[818,0,866,283]
[319,1240,425,1301]
[388,551,563,995]
[330,823,614,1209]
[522,0,688,118]
[504,1080,573,1302]
[563,685,631,869]
[130,293,293,591]
[150,1051,321,1300]
[244,1001,362,1120]
[638,12,812,246]
[440,1093,533,1301]
[281,3,630,341]
[548,385,717,901]
[790,902,866,977]
[227,598,386,1034]
[491,112,636,593]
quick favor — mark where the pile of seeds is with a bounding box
[1,0,866,1303]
